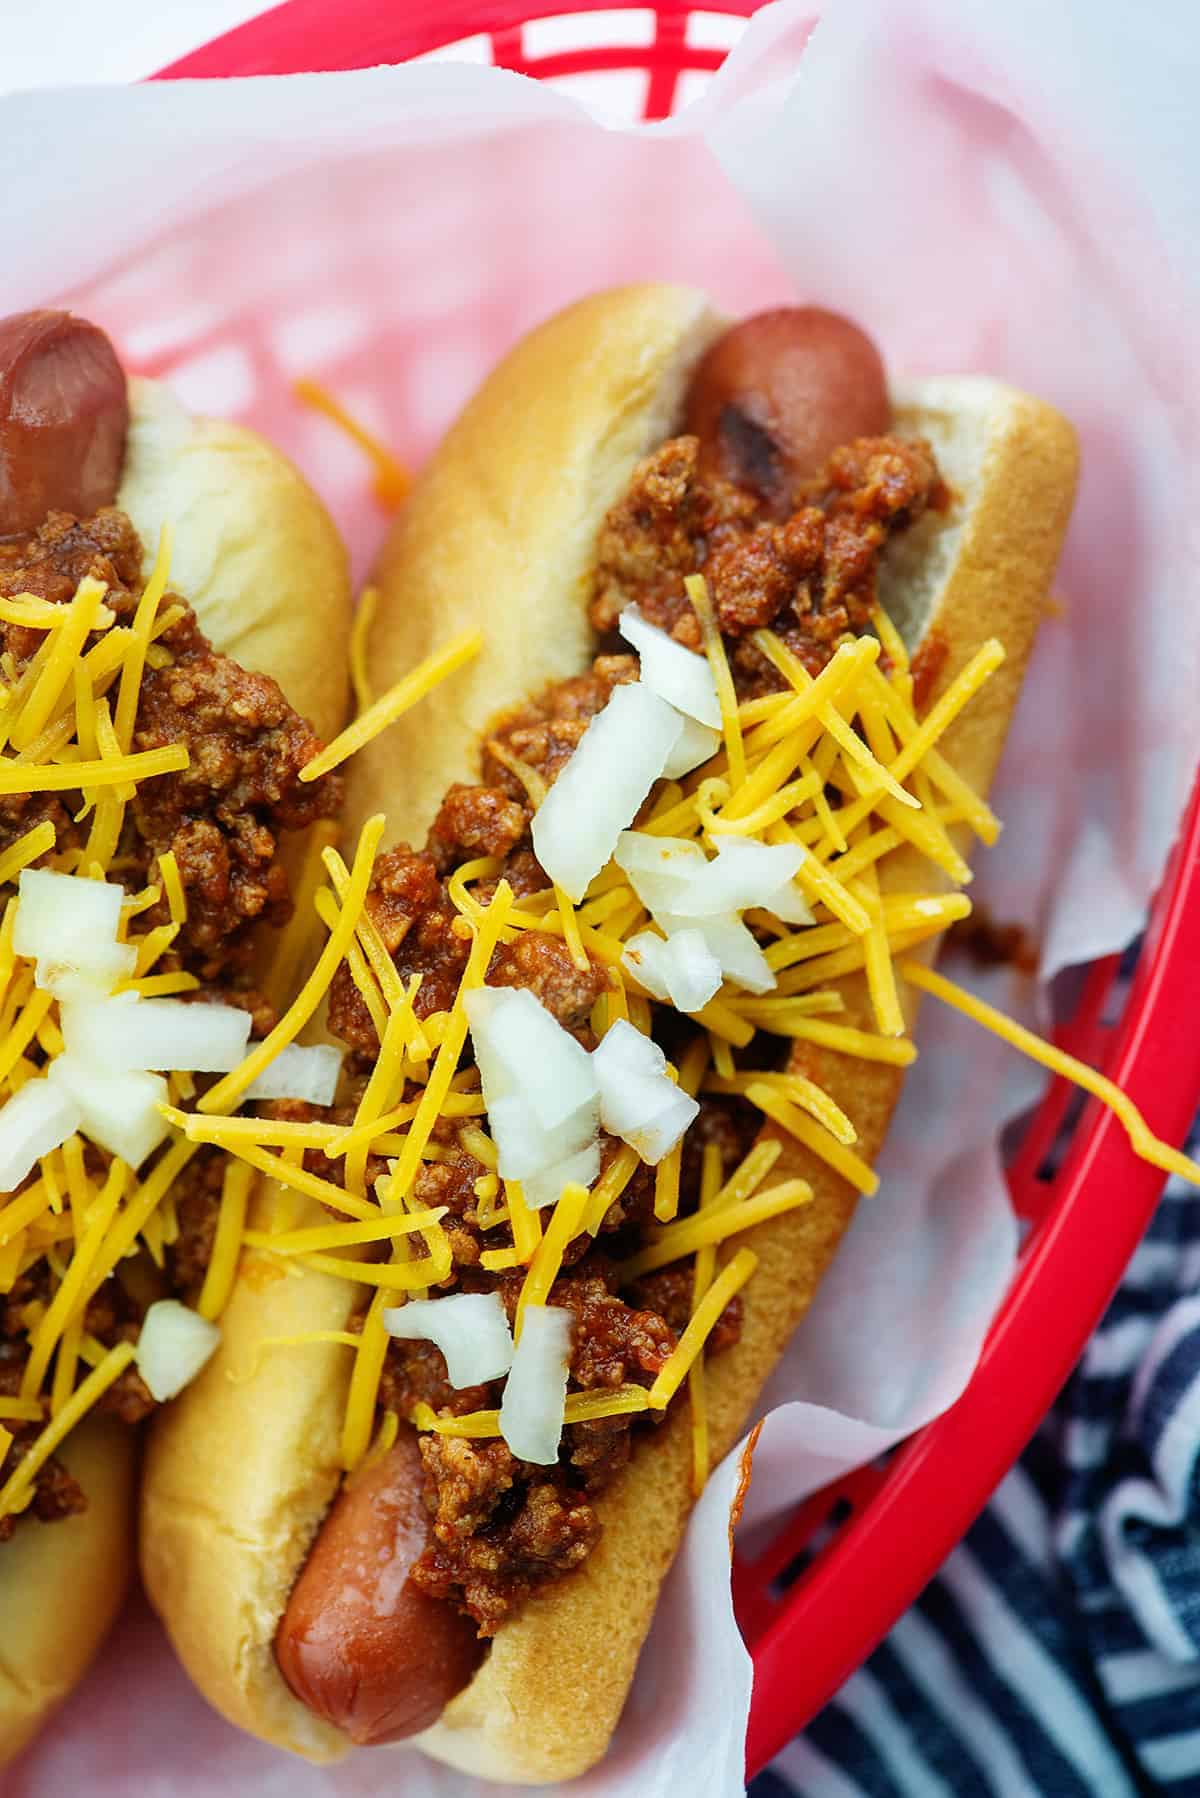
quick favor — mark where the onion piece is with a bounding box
[592,1019,699,1164]
[136,1299,221,1402]
[663,714,722,779]
[531,683,685,901]
[622,928,722,1014]
[36,940,139,1002]
[0,1079,83,1194]
[658,911,776,996]
[657,839,811,924]
[486,1093,599,1182]
[47,1056,170,1168]
[466,987,597,1130]
[245,1044,343,1105]
[14,868,124,962]
[466,987,599,1195]
[619,607,721,728]
[62,994,251,1074]
[616,831,706,885]
[523,1141,603,1211]
[499,1304,572,1464]
[382,1291,514,1387]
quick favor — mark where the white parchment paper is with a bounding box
[7,1,1200,1792]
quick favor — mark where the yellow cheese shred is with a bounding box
[341,1288,392,1471]
[505,1180,543,1265]
[514,1182,590,1339]
[114,527,173,752]
[387,882,513,1203]
[885,641,1006,785]
[0,742,188,796]
[649,1247,758,1407]
[412,1384,650,1438]
[350,585,379,714]
[855,858,906,1038]
[263,817,342,1013]
[0,1340,136,1516]
[22,1159,127,1396]
[11,577,108,750]
[243,1206,447,1257]
[688,1141,724,1497]
[746,1084,881,1196]
[201,814,385,1114]
[900,961,1200,1189]
[685,574,745,789]
[555,885,589,973]
[620,1180,812,1281]
[299,631,483,784]
[0,819,55,888]
[707,1070,856,1147]
[293,379,411,508]
[197,1163,256,1322]
[653,1035,710,1223]
[156,849,187,924]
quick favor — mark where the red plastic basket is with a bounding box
[153,3,1200,1780]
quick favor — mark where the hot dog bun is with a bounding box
[140,285,1078,1781]
[0,1418,135,1765]
[0,373,351,1763]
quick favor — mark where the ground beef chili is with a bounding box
[318,429,939,1635]
[590,432,938,690]
[0,507,341,1522]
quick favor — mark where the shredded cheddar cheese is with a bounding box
[299,632,484,784]
[293,379,411,509]
[901,962,1200,1190]
[350,586,379,714]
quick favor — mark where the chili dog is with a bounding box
[142,285,1078,1782]
[0,309,352,1762]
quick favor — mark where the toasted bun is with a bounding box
[0,375,352,1763]
[0,1419,135,1765]
[119,377,351,744]
[139,287,1078,1780]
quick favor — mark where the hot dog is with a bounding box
[0,309,352,1763]
[0,311,129,537]
[276,1426,484,1743]
[141,285,1078,1782]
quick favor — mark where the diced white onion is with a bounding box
[499,1305,572,1464]
[62,995,251,1074]
[35,940,139,1002]
[615,832,706,909]
[662,713,722,779]
[658,911,776,996]
[466,987,599,1201]
[382,1291,514,1388]
[135,1299,221,1402]
[47,1056,170,1168]
[663,838,811,924]
[14,869,124,962]
[592,1019,699,1164]
[466,987,597,1131]
[622,928,722,1014]
[619,607,721,728]
[245,1043,343,1105]
[0,1079,83,1194]
[486,1093,599,1182]
[531,683,684,901]
[523,1141,603,1211]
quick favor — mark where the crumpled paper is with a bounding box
[7,0,1200,1792]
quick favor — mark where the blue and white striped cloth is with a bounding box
[756,1117,1200,1797]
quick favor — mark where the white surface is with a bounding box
[0,0,264,90]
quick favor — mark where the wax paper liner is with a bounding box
[7,0,1200,1791]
